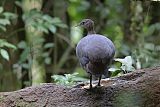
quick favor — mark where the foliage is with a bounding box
[0,6,17,31]
[109,56,135,76]
[130,8,160,69]
[22,9,67,34]
[115,56,135,73]
[51,73,87,87]
[0,39,16,60]
[15,40,54,69]
[0,6,17,61]
[14,8,67,69]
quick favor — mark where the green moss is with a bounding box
[113,90,144,107]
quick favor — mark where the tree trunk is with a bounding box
[0,66,160,107]
[22,0,46,85]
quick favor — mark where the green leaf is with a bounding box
[42,15,53,23]
[0,39,5,47]
[115,56,133,66]
[0,39,16,49]
[22,63,29,69]
[4,42,17,49]
[111,70,121,77]
[3,12,17,19]
[45,57,51,64]
[52,17,62,23]
[0,19,10,25]
[19,47,30,63]
[55,23,68,28]
[115,56,135,72]
[17,41,27,49]
[0,49,9,60]
[15,1,22,8]
[44,43,54,49]
[37,24,48,33]
[109,67,121,72]
[49,25,56,33]
[34,38,45,45]
[51,73,82,86]
[0,25,6,31]
[0,7,3,13]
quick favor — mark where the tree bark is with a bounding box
[0,66,160,107]
[22,0,46,85]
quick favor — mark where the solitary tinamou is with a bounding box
[76,19,115,89]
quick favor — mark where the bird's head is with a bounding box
[77,19,95,31]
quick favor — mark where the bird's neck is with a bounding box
[87,30,96,35]
[87,27,96,35]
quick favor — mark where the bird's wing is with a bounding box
[79,57,89,67]
[76,42,90,68]
[84,44,114,62]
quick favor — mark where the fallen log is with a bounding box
[0,66,160,107]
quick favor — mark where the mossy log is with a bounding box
[0,67,160,107]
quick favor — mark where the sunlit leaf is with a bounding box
[0,19,10,25]
[49,25,56,33]
[55,23,68,28]
[115,56,135,72]
[0,7,3,13]
[0,25,6,31]
[45,57,51,64]
[115,56,133,66]
[22,63,29,69]
[4,42,17,49]
[52,17,62,23]
[15,1,22,8]
[37,25,48,33]
[109,67,121,72]
[3,12,17,19]
[44,43,54,49]
[17,41,27,49]
[42,15,53,23]
[0,49,9,60]
[0,39,16,49]
[51,73,86,87]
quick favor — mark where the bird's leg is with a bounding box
[89,73,92,89]
[97,75,102,86]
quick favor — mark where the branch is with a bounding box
[0,66,160,107]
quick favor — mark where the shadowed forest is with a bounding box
[0,0,160,92]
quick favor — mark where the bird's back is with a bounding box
[76,34,115,76]
[76,34,115,62]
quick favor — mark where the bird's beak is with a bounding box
[75,23,81,27]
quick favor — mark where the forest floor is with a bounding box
[0,66,160,107]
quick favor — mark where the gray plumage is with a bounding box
[76,19,115,89]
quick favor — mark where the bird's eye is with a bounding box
[81,21,85,25]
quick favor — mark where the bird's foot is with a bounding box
[95,84,101,88]
[95,81,104,88]
[82,84,94,90]
[89,84,92,89]
[96,84,101,86]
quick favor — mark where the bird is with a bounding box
[76,19,115,89]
